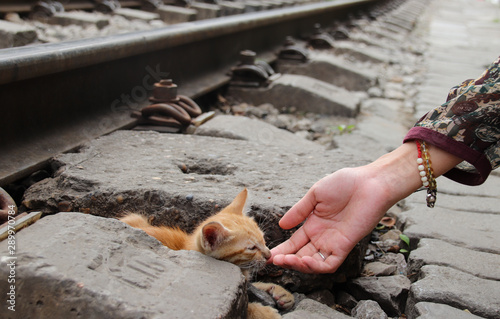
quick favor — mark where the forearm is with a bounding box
[367,141,463,208]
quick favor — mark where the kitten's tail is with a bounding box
[119,213,189,250]
[119,213,152,229]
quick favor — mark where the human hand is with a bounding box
[269,167,395,273]
[269,142,461,274]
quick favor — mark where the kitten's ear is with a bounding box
[201,221,230,250]
[224,188,248,215]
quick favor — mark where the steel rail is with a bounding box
[0,1,142,13]
[0,0,377,186]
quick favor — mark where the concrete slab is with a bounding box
[409,238,500,281]
[240,1,266,12]
[275,51,377,91]
[283,299,351,319]
[261,0,284,9]
[218,1,246,15]
[114,8,160,21]
[48,12,110,29]
[405,190,500,215]
[0,213,246,318]
[333,96,411,160]
[190,2,220,20]
[347,275,411,316]
[227,74,362,117]
[361,25,406,44]
[414,302,485,319]
[194,114,322,150]
[0,20,37,48]
[332,41,397,64]
[158,5,197,24]
[434,174,500,198]
[348,32,400,52]
[407,265,500,319]
[400,205,500,254]
[22,129,366,235]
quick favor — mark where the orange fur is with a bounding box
[120,214,188,250]
[119,188,293,319]
[119,189,270,273]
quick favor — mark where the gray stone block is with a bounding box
[0,20,37,48]
[283,299,351,319]
[276,52,377,91]
[190,2,220,20]
[407,265,500,319]
[400,206,500,254]
[414,302,486,319]
[21,128,369,292]
[240,0,266,12]
[158,5,197,24]
[218,1,246,15]
[227,74,362,117]
[361,25,406,44]
[405,191,500,216]
[48,12,110,29]
[362,261,398,277]
[347,275,411,316]
[437,173,500,198]
[352,300,388,319]
[22,129,366,238]
[114,8,160,21]
[0,213,246,318]
[332,41,397,64]
[194,114,321,150]
[409,238,500,281]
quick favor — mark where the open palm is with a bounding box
[270,167,393,273]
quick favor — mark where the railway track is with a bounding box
[0,0,410,193]
[0,1,145,13]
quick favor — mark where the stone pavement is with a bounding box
[398,0,500,318]
[1,0,500,318]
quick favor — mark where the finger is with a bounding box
[272,254,311,273]
[279,189,317,229]
[302,254,344,274]
[274,254,344,274]
[270,226,309,259]
[272,255,328,274]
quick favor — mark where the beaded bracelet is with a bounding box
[416,140,437,208]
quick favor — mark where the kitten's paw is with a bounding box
[252,282,295,310]
[247,302,281,319]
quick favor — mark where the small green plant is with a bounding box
[399,233,410,253]
[336,124,355,135]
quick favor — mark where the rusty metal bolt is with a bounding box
[279,36,309,62]
[284,36,296,47]
[313,23,322,34]
[152,79,178,102]
[308,23,335,49]
[240,50,256,65]
[0,187,17,223]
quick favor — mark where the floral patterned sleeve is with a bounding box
[404,56,500,186]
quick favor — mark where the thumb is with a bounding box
[279,189,316,229]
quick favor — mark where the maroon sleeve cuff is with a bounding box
[403,127,492,185]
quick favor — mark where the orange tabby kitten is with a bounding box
[120,189,294,319]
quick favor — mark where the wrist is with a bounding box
[365,142,463,207]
